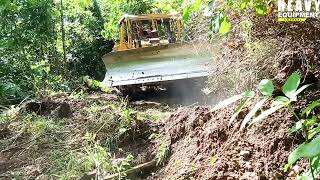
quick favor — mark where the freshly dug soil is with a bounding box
[150,88,320,180]
[2,88,320,179]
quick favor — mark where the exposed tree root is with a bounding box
[81,159,157,180]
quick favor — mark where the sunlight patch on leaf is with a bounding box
[272,96,290,107]
[257,79,274,96]
[250,104,284,125]
[241,0,249,10]
[182,5,191,22]
[219,16,231,35]
[241,91,255,97]
[282,72,301,99]
[211,94,242,111]
[255,3,267,16]
[291,84,311,101]
[211,91,254,112]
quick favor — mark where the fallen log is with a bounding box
[104,160,156,180]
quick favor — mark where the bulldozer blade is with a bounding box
[101,43,213,87]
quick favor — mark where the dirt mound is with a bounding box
[151,89,320,179]
[24,100,72,118]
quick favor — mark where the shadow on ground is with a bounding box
[125,78,212,106]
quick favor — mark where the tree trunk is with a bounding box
[60,0,67,77]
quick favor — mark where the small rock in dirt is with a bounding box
[240,172,258,180]
[239,150,250,160]
[255,162,264,170]
[288,165,300,177]
[227,176,237,180]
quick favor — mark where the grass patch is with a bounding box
[23,115,64,138]
[47,149,86,179]
[1,93,170,179]
[139,109,171,122]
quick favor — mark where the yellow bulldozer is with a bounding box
[101,13,213,88]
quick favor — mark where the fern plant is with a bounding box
[211,72,311,129]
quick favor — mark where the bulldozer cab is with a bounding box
[114,13,182,51]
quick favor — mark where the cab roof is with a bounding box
[118,13,181,24]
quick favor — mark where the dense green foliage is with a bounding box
[0,0,109,103]
[0,0,161,104]
[179,0,271,36]
[101,0,154,39]
[1,0,58,102]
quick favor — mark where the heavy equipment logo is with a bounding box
[277,0,320,21]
